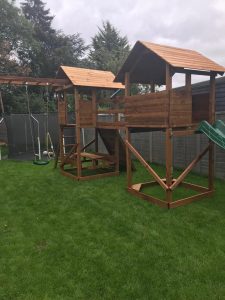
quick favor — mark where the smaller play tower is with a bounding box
[56,66,126,180]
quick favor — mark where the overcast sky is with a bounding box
[17,0,225,84]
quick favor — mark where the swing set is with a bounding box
[0,75,69,164]
[25,83,55,165]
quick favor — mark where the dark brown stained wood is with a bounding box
[128,187,169,208]
[192,93,210,123]
[97,128,128,169]
[125,128,132,187]
[125,91,169,126]
[165,63,173,202]
[209,73,216,190]
[79,171,119,181]
[169,191,214,208]
[74,88,82,178]
[60,144,77,167]
[170,145,209,190]
[0,75,70,87]
[209,74,216,124]
[79,99,93,127]
[81,139,95,152]
[126,139,168,190]
[166,64,172,126]
[97,109,125,114]
[125,72,130,97]
[92,89,97,126]
[97,122,126,129]
[97,96,124,105]
[170,89,192,125]
[173,67,212,76]
[140,41,225,72]
[181,182,209,193]
[173,129,196,136]
[59,66,124,89]
[151,82,155,93]
[58,98,67,125]
[114,40,225,85]
[115,131,120,173]
[165,128,173,202]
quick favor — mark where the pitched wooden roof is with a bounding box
[141,41,225,72]
[115,41,225,85]
[58,66,124,89]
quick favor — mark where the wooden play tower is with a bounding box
[55,66,127,180]
[0,40,225,209]
[114,41,225,208]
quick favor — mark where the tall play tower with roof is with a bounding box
[114,41,225,208]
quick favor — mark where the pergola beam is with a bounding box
[0,75,70,87]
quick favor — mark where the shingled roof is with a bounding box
[114,41,225,85]
[58,66,124,89]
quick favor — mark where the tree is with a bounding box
[21,0,54,33]
[0,0,42,113]
[0,0,38,75]
[89,21,130,74]
[21,0,88,77]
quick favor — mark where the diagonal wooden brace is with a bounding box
[60,144,78,167]
[170,144,210,191]
[125,140,168,190]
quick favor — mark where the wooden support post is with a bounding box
[185,73,191,90]
[75,88,82,178]
[92,88,97,126]
[165,128,173,202]
[166,64,173,202]
[125,72,130,97]
[166,64,172,127]
[59,125,64,163]
[63,91,68,124]
[115,130,120,173]
[208,73,216,190]
[95,129,98,153]
[93,129,98,168]
[125,72,132,186]
[151,81,155,93]
[185,73,192,124]
[126,127,132,187]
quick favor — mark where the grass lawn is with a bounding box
[0,160,225,299]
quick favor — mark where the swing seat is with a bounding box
[33,159,49,166]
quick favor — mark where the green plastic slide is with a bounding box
[197,120,225,150]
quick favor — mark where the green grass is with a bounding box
[0,160,225,299]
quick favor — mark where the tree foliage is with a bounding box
[0,0,38,75]
[0,0,88,113]
[0,2,143,113]
[21,0,88,77]
[89,21,130,74]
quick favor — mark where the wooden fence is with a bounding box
[3,112,225,179]
[129,112,225,180]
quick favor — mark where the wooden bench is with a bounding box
[81,152,116,169]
